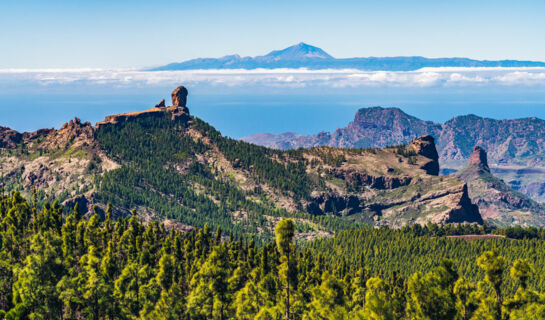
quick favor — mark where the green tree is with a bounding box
[275,219,295,320]
[476,250,506,320]
[10,232,64,319]
[187,245,230,320]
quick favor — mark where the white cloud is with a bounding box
[1,67,545,88]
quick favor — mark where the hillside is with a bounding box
[0,87,483,237]
[150,42,545,71]
[243,107,545,202]
[1,192,545,319]
[453,146,545,227]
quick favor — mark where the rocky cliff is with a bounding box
[242,107,545,202]
[96,86,190,127]
[0,87,484,233]
[454,146,545,227]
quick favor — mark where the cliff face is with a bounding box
[0,126,22,148]
[243,107,545,167]
[454,146,545,227]
[408,135,440,175]
[297,137,481,227]
[242,107,545,202]
[0,87,484,231]
[96,86,190,128]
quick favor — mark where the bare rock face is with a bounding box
[332,169,412,190]
[443,184,483,224]
[171,86,188,107]
[306,193,361,216]
[408,135,440,175]
[96,87,192,127]
[0,126,22,148]
[170,86,190,121]
[469,146,489,169]
[155,99,166,108]
[41,118,95,149]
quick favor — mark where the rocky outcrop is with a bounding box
[96,87,191,128]
[242,107,545,202]
[306,193,361,216]
[155,99,166,108]
[0,119,94,151]
[0,126,22,148]
[408,135,440,175]
[454,146,545,227]
[243,107,545,168]
[443,184,482,224]
[22,128,55,142]
[172,86,188,107]
[332,169,412,189]
[41,118,95,149]
[469,146,489,169]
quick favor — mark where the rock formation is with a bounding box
[468,146,489,169]
[0,126,22,148]
[454,146,545,226]
[171,86,188,107]
[41,117,94,149]
[155,99,166,108]
[242,107,545,202]
[96,86,191,127]
[408,135,440,175]
[0,89,487,229]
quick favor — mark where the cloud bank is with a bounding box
[1,67,545,89]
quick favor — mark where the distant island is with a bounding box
[149,42,545,71]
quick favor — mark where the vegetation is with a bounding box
[93,115,361,239]
[1,191,545,319]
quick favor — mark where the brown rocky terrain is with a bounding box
[454,146,545,227]
[96,86,190,128]
[0,87,484,235]
[242,107,545,202]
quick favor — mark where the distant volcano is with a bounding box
[149,43,545,71]
[264,42,334,61]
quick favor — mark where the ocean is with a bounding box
[2,87,545,138]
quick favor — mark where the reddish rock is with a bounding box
[0,126,22,148]
[171,86,188,107]
[469,146,489,169]
[409,135,440,175]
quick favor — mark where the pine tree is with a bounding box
[476,250,506,320]
[275,219,295,320]
[11,232,64,319]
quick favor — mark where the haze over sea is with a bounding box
[1,67,545,138]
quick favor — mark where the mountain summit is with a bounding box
[149,43,545,71]
[264,42,333,60]
[454,146,545,227]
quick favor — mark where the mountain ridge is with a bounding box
[242,106,545,202]
[454,146,545,227]
[149,43,545,71]
[0,87,485,236]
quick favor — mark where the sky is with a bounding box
[1,0,545,68]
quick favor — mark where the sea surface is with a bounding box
[2,89,545,139]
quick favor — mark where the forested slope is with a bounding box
[0,87,484,237]
[0,192,543,319]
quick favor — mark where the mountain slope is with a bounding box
[264,42,333,60]
[0,87,483,236]
[242,107,545,202]
[150,43,545,71]
[454,146,545,227]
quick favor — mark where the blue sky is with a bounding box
[1,0,544,68]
